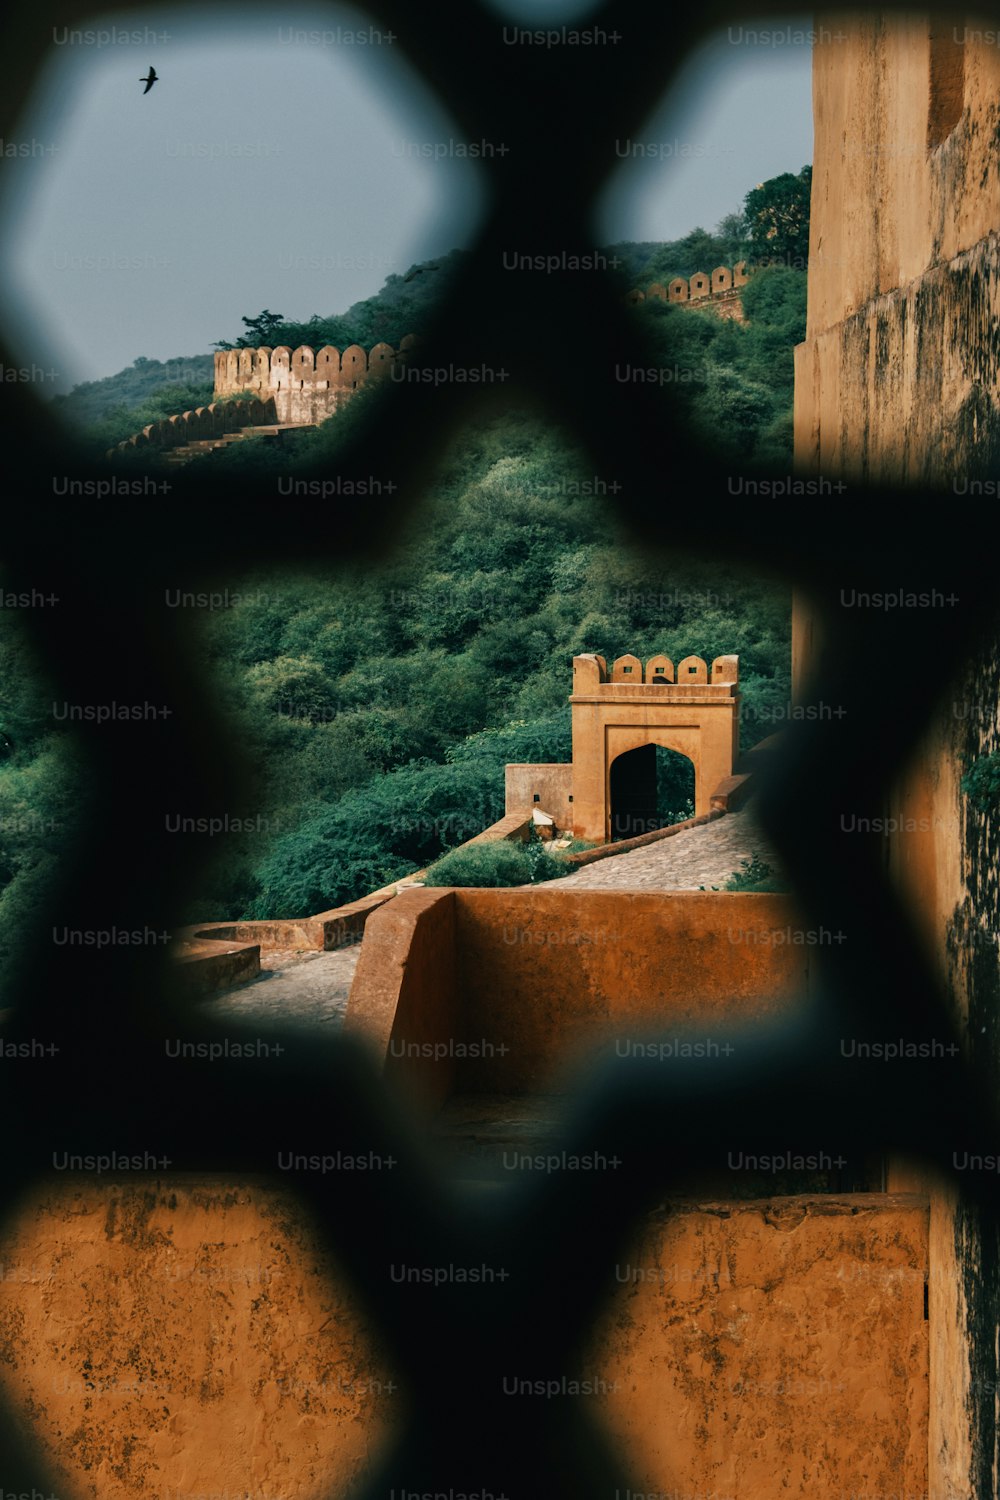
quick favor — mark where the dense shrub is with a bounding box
[423,841,536,887]
[424,838,573,887]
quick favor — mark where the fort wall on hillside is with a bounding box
[212,334,418,424]
[626,262,750,320]
[107,396,278,458]
[109,261,755,459]
[108,335,422,456]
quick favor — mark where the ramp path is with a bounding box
[545,808,782,890]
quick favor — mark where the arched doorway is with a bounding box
[609,744,695,841]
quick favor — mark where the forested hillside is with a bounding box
[51,249,463,453]
[51,352,213,426]
[0,400,791,948]
[53,166,810,463]
[10,176,803,958]
[629,265,805,465]
[185,403,791,918]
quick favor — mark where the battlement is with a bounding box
[625,263,750,319]
[106,396,280,459]
[212,335,418,423]
[571,652,739,695]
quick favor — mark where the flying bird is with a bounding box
[140,67,158,94]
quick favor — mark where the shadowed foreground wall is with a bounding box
[0,1180,398,1500]
[0,1181,927,1500]
[594,1194,928,1498]
[880,638,1000,1498]
[791,593,1000,1494]
[347,889,815,1111]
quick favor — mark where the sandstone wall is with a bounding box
[880,631,1000,1498]
[806,19,1000,336]
[213,337,416,424]
[794,234,1000,483]
[793,22,1000,1472]
[0,1182,927,1500]
[795,18,1000,483]
[625,263,749,307]
[0,1179,397,1500]
[503,763,573,825]
[593,1194,928,1499]
[789,592,1000,1495]
[347,888,816,1107]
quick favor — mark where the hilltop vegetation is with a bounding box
[54,167,810,464]
[631,264,806,465]
[51,356,213,435]
[172,404,791,919]
[609,165,811,285]
[0,400,791,946]
[211,247,466,354]
[609,220,749,286]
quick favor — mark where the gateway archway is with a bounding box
[570,651,739,842]
[609,743,695,842]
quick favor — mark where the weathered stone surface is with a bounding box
[0,1184,927,1500]
[791,28,1000,1482]
[0,1180,397,1500]
[504,762,573,824]
[592,1195,929,1498]
[210,338,415,424]
[549,806,781,890]
[791,591,987,1493]
[197,946,361,1031]
[794,20,1000,483]
[346,887,812,1102]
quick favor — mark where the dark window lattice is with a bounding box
[0,1,997,1496]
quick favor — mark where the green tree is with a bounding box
[744,166,812,268]
[739,265,807,339]
[716,209,749,248]
[244,655,340,723]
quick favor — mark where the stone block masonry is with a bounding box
[213,334,418,424]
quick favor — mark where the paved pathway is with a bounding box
[197,946,360,1032]
[540,809,783,891]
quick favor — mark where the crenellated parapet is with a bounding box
[104,333,421,460]
[106,396,278,459]
[213,334,418,423]
[571,652,739,694]
[625,263,750,320]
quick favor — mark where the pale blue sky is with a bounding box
[596,21,814,244]
[0,6,813,392]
